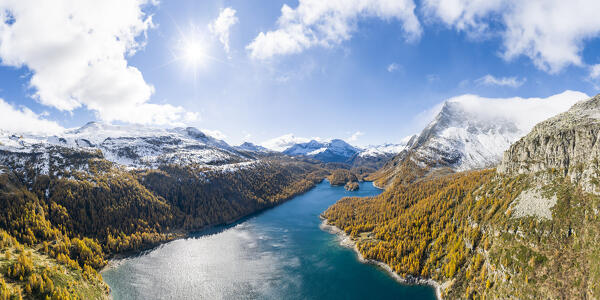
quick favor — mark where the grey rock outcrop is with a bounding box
[498,94,600,193]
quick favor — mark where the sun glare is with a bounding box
[170,24,214,75]
[182,39,206,68]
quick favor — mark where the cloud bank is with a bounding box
[202,128,228,140]
[0,0,196,125]
[347,131,364,142]
[423,0,600,73]
[0,99,64,135]
[445,90,589,131]
[247,0,422,59]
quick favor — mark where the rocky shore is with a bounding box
[319,218,445,300]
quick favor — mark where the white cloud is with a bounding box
[100,103,199,126]
[260,134,324,152]
[0,0,195,125]
[476,74,525,87]
[590,64,600,79]
[423,0,600,73]
[202,128,227,140]
[0,99,64,135]
[208,7,238,54]
[347,131,364,142]
[587,64,600,90]
[443,90,589,131]
[247,0,422,59]
[422,0,504,32]
[387,63,400,72]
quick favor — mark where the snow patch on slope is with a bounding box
[359,136,416,158]
[0,122,249,170]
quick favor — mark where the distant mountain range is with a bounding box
[235,142,270,153]
[0,122,255,173]
[261,136,412,165]
[1,90,588,177]
[0,121,413,175]
[282,139,360,163]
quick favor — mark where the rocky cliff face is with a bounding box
[499,94,600,193]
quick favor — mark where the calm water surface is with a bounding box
[102,181,437,300]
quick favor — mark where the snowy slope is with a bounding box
[235,142,270,152]
[0,122,250,170]
[280,137,414,165]
[283,140,326,156]
[406,91,589,171]
[359,135,416,158]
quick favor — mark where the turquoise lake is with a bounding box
[102,181,437,299]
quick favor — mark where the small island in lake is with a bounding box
[328,169,358,185]
[344,181,359,191]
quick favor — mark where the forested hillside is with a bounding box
[0,151,327,299]
[325,95,600,299]
[325,166,600,299]
[0,230,109,299]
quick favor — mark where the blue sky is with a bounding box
[1,0,600,147]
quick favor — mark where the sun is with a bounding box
[182,39,207,68]
[170,24,213,74]
[166,23,224,80]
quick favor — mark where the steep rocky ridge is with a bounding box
[499,94,600,194]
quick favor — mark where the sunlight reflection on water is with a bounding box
[102,182,437,300]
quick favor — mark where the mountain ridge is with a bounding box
[0,121,252,171]
[371,91,589,186]
[282,139,360,163]
[499,93,600,193]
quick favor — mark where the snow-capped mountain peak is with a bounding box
[282,139,360,162]
[235,142,269,152]
[404,91,590,171]
[0,122,248,170]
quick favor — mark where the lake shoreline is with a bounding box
[101,178,328,274]
[319,218,443,300]
[103,180,432,299]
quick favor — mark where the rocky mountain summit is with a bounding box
[409,99,526,171]
[499,94,600,193]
